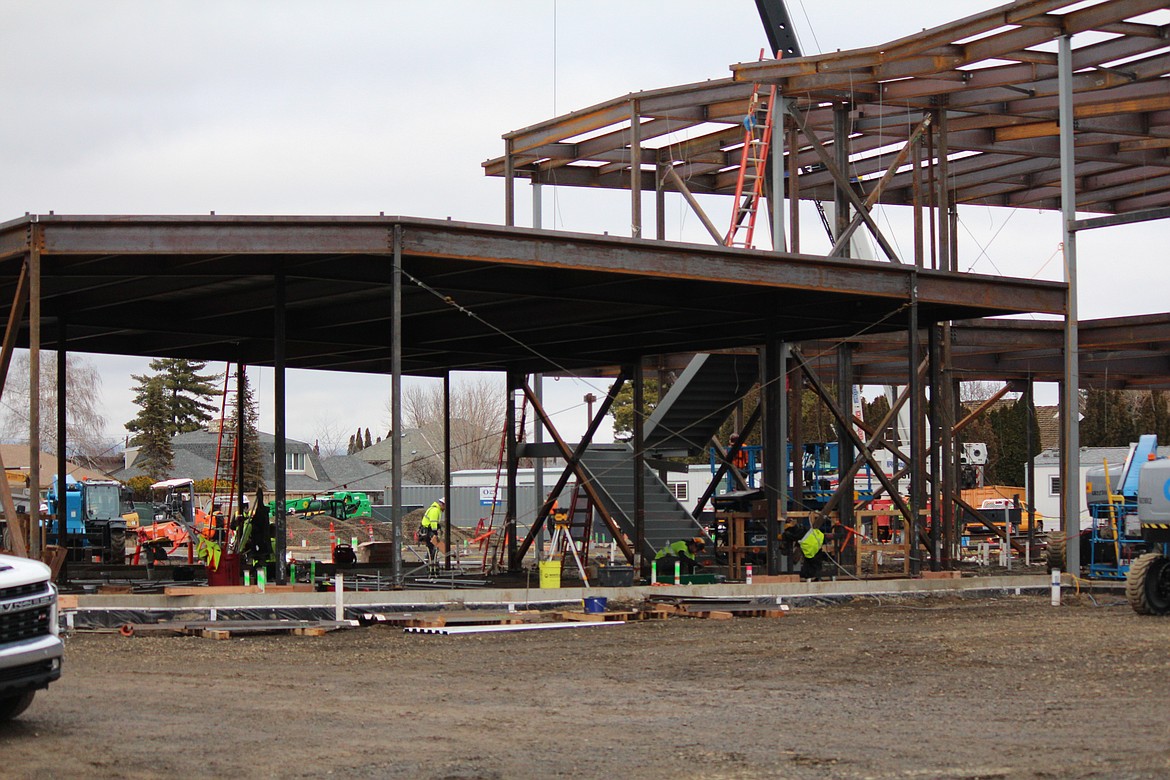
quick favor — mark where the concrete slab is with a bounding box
[65,573,1058,619]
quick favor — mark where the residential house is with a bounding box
[117,427,390,502]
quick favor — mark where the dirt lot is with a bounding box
[4,592,1170,779]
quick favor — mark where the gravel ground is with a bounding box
[4,591,1170,779]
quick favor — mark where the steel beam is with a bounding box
[1059,34,1081,574]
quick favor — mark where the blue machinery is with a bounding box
[710,442,886,508]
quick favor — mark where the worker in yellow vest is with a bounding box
[419,497,445,573]
[654,537,706,576]
[796,519,829,581]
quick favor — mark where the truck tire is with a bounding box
[1126,552,1170,616]
[108,529,127,565]
[1046,533,1066,572]
[0,691,35,721]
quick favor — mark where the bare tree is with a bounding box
[0,350,110,462]
[391,376,506,480]
[312,416,349,457]
[960,381,1012,403]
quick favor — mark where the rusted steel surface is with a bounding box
[0,214,1064,377]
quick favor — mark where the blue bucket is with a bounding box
[583,596,608,614]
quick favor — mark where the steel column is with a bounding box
[771,96,785,252]
[908,278,922,575]
[505,371,520,572]
[235,363,245,525]
[56,324,66,550]
[790,356,804,509]
[391,224,404,585]
[532,373,544,563]
[630,100,642,239]
[632,362,646,576]
[928,325,941,570]
[444,372,452,570]
[913,129,924,268]
[1026,376,1037,556]
[28,230,41,558]
[504,138,515,227]
[655,164,666,240]
[786,111,800,254]
[763,330,786,575]
[274,269,287,584]
[937,107,951,271]
[1059,34,1081,574]
[836,344,855,532]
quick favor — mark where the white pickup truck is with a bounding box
[0,553,63,720]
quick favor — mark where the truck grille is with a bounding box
[0,580,49,602]
[0,659,55,686]
[0,581,53,643]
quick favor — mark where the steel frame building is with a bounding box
[1,0,1167,581]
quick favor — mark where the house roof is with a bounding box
[0,444,109,490]
[114,428,390,495]
[1035,444,1170,465]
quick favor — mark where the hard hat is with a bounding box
[437,497,446,505]
[692,536,707,548]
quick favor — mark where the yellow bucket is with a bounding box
[538,560,562,589]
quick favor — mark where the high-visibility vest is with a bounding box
[800,528,825,559]
[422,501,443,530]
[654,540,694,561]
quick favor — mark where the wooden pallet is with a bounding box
[628,609,670,621]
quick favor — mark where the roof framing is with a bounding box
[485,0,1170,215]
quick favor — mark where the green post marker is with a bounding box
[310,559,317,584]
[674,560,681,585]
[243,570,251,587]
[257,567,267,592]
[650,561,657,585]
[290,562,297,583]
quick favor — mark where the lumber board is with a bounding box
[553,610,636,623]
[678,610,734,620]
[164,585,261,596]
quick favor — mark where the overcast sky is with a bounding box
[1,1,1164,453]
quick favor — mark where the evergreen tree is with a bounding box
[364,428,373,448]
[612,379,661,442]
[986,398,1040,486]
[347,434,356,455]
[127,358,219,441]
[1135,390,1170,442]
[1081,389,1138,447]
[233,370,265,493]
[135,376,175,480]
[353,427,365,452]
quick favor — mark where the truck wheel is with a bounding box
[1126,552,1170,616]
[0,691,35,721]
[1046,533,1066,572]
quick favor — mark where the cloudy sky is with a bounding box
[1,1,1163,452]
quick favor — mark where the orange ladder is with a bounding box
[725,83,778,250]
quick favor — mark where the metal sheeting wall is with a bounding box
[378,484,554,532]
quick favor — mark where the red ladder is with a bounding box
[211,363,239,522]
[724,83,778,250]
